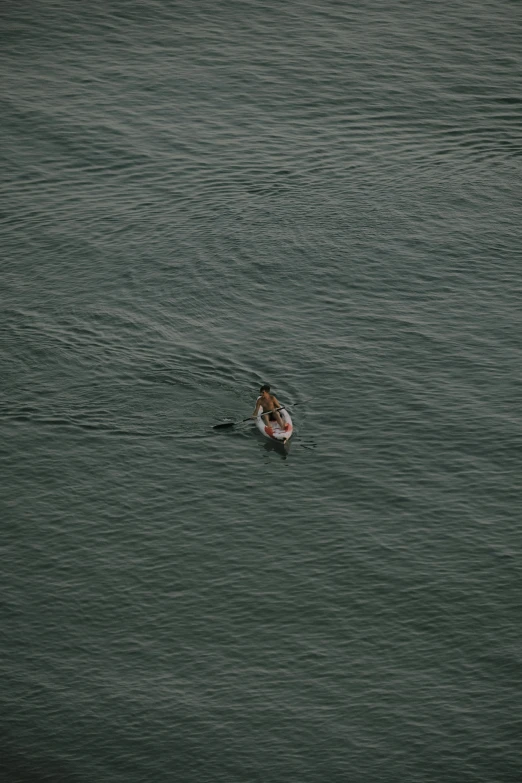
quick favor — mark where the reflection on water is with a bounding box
[260,434,291,459]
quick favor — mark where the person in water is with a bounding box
[252,384,289,432]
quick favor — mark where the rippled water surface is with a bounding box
[2,1,521,781]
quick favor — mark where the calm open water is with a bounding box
[2,1,521,781]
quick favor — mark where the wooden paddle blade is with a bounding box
[213,421,235,429]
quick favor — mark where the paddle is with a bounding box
[213,406,285,429]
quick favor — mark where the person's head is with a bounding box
[260,384,270,394]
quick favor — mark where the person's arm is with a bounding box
[252,398,262,417]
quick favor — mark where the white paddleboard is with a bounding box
[255,405,293,443]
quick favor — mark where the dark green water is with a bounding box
[2,1,521,781]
